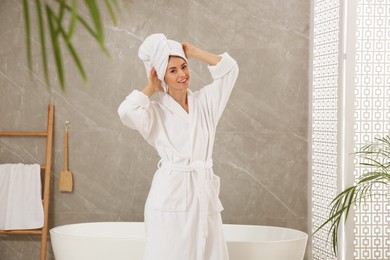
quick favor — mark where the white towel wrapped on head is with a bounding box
[0,163,44,230]
[138,33,188,92]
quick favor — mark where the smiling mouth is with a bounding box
[178,78,189,83]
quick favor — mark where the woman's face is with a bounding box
[164,56,190,92]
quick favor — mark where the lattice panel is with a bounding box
[354,0,390,259]
[312,0,340,259]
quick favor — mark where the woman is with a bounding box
[118,33,239,260]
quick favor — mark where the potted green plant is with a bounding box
[314,136,390,255]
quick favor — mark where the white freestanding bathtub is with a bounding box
[50,222,308,260]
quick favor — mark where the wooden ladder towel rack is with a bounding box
[0,104,54,260]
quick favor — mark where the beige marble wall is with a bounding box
[0,0,310,259]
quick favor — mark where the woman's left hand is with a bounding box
[182,42,221,66]
[182,42,198,59]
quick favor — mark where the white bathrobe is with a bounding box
[118,52,238,260]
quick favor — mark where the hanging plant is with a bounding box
[314,136,390,255]
[23,0,126,91]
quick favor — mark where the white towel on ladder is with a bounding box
[0,163,44,230]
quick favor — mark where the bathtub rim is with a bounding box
[50,221,308,243]
[50,222,145,241]
[223,223,308,243]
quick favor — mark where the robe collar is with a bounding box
[160,89,193,122]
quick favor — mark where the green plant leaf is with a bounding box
[112,0,120,13]
[35,0,50,89]
[23,0,32,72]
[48,5,88,86]
[363,157,387,170]
[56,1,99,41]
[46,6,65,90]
[330,186,355,204]
[104,0,118,27]
[56,0,65,26]
[84,0,108,55]
[359,174,382,183]
[344,187,355,221]
[68,0,78,39]
[313,204,346,236]
[58,27,88,84]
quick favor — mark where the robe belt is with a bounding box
[157,159,213,239]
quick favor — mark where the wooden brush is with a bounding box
[59,121,73,192]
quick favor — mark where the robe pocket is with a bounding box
[153,172,187,212]
[207,175,224,215]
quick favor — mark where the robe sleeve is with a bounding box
[199,52,239,125]
[117,90,155,138]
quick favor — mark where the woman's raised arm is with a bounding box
[182,42,222,66]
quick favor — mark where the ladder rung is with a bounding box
[0,229,43,235]
[0,132,47,137]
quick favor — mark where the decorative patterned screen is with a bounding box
[354,0,390,259]
[312,0,340,259]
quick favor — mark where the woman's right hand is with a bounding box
[143,67,164,96]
